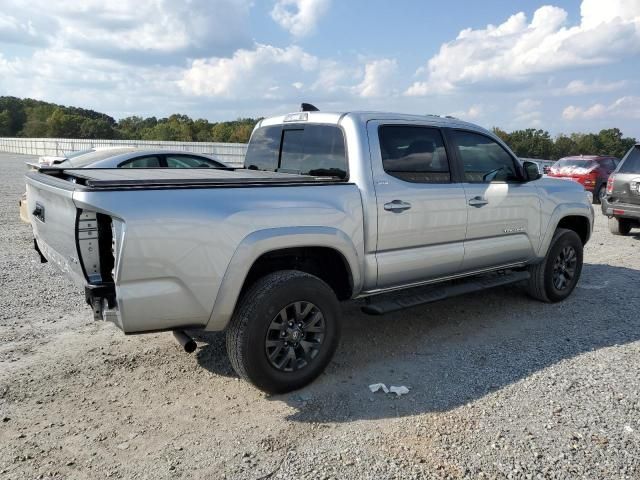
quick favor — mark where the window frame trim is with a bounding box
[444,127,525,184]
[376,124,455,184]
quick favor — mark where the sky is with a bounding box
[0,0,639,136]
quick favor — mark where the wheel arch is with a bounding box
[538,204,592,258]
[206,226,362,331]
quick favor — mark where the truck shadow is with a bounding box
[193,263,640,423]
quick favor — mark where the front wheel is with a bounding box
[526,228,583,303]
[226,270,341,394]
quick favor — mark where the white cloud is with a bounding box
[271,0,331,37]
[354,59,398,98]
[0,0,253,63]
[407,0,640,96]
[563,96,640,120]
[515,99,541,114]
[513,99,542,126]
[0,12,43,46]
[180,44,359,100]
[557,79,628,95]
[448,105,483,120]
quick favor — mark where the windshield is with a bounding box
[60,148,139,167]
[553,158,597,169]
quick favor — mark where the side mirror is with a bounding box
[523,161,542,181]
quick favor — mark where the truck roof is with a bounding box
[258,110,491,135]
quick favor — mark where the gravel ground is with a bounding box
[1,152,639,479]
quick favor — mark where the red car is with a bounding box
[547,155,619,203]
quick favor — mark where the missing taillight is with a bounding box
[76,210,114,284]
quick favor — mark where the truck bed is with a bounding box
[32,167,346,190]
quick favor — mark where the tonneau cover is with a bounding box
[48,167,344,189]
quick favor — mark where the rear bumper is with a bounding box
[601,197,640,220]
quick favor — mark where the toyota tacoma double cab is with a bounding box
[26,108,594,393]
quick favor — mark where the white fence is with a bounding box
[0,137,248,166]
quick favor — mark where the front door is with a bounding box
[368,121,468,289]
[446,129,541,271]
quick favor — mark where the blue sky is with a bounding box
[1,0,639,136]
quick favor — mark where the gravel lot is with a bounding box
[1,152,639,479]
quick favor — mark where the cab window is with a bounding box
[450,130,520,183]
[379,126,450,183]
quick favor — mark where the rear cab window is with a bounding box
[245,124,347,179]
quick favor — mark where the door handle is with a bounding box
[384,200,412,213]
[468,196,489,207]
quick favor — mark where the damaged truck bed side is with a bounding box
[26,110,594,393]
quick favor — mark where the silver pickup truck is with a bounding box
[26,109,594,393]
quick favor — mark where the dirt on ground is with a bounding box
[1,153,639,479]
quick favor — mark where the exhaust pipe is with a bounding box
[173,330,197,353]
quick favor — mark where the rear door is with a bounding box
[446,129,541,271]
[367,121,467,288]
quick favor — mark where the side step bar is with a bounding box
[361,270,530,315]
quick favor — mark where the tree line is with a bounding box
[1,96,637,157]
[492,127,636,160]
[0,96,260,143]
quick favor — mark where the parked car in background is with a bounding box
[19,148,226,222]
[602,143,640,235]
[547,155,619,204]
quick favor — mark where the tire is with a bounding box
[226,270,341,394]
[526,228,583,303]
[609,217,632,236]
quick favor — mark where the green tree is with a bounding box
[0,110,11,136]
[79,118,115,139]
[596,128,636,158]
[0,96,27,135]
[552,135,578,159]
[46,108,84,137]
[503,128,554,159]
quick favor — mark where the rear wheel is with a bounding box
[226,270,341,394]
[609,217,632,236]
[527,228,583,303]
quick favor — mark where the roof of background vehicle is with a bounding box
[559,155,617,161]
[77,149,225,168]
[61,147,141,167]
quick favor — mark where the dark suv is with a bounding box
[602,144,640,235]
